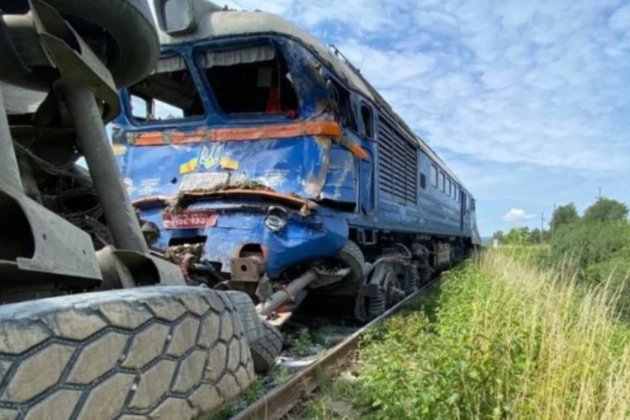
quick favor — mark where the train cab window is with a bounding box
[431,164,438,188]
[420,173,426,189]
[328,79,357,131]
[440,171,446,192]
[199,43,298,115]
[360,104,373,139]
[130,96,184,121]
[128,53,204,122]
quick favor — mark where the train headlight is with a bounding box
[265,206,288,232]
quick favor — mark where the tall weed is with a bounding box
[310,252,630,419]
[550,221,630,317]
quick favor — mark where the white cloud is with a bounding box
[223,0,401,36]
[335,41,436,89]
[609,3,630,32]
[224,0,630,173]
[503,209,537,223]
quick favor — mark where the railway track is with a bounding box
[231,286,427,420]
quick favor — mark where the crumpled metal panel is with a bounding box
[138,204,348,277]
[119,134,331,202]
[319,142,357,203]
[115,35,360,207]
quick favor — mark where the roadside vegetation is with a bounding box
[307,250,630,419]
[548,201,630,318]
[227,198,630,419]
[497,198,630,317]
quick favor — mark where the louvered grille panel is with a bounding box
[377,117,418,203]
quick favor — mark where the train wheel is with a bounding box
[366,267,405,319]
[383,270,405,308]
[0,286,254,419]
[249,322,283,373]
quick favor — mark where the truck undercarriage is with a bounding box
[0,1,260,417]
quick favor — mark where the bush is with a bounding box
[550,221,630,272]
[550,221,630,317]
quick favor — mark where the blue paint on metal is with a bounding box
[319,141,357,203]
[135,201,347,276]
[120,135,329,201]
[113,33,480,279]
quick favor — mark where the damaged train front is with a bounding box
[112,23,366,329]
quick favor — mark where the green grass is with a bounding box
[292,328,316,357]
[306,251,630,419]
[214,365,294,419]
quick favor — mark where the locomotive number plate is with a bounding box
[162,210,218,229]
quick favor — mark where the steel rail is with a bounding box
[231,287,427,420]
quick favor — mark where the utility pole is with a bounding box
[540,212,545,244]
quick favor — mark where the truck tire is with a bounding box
[1,0,159,88]
[226,291,264,344]
[249,322,283,374]
[0,286,254,419]
[47,0,159,87]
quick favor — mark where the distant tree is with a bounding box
[529,228,542,244]
[492,230,504,242]
[504,227,530,245]
[583,198,629,223]
[551,203,579,230]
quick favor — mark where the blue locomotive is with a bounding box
[112,2,480,323]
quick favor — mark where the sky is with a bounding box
[222,0,630,236]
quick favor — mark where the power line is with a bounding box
[551,202,556,236]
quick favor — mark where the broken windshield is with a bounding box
[197,42,299,117]
[127,53,204,123]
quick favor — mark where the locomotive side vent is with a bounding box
[377,117,418,204]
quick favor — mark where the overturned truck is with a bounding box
[0,0,259,418]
